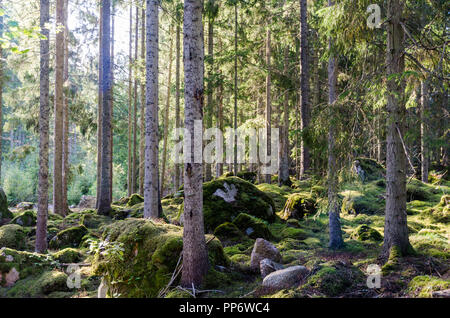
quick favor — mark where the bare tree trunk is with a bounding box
[264,22,272,184]
[234,3,238,176]
[36,0,50,253]
[278,47,290,186]
[127,5,133,197]
[181,0,209,288]
[62,0,69,214]
[205,15,214,181]
[299,0,310,179]
[216,66,224,178]
[96,6,103,208]
[175,18,182,189]
[110,2,115,202]
[144,0,160,219]
[161,27,174,195]
[0,0,3,183]
[97,0,112,215]
[132,6,139,195]
[382,0,413,258]
[420,80,429,183]
[53,0,65,216]
[139,8,145,195]
[327,0,343,250]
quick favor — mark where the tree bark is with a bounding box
[205,15,214,182]
[0,0,3,183]
[382,0,413,258]
[420,80,429,183]
[234,3,238,176]
[96,6,103,208]
[175,18,182,189]
[109,2,115,202]
[53,0,65,216]
[139,8,145,195]
[144,0,160,219]
[36,0,50,253]
[132,6,139,195]
[62,0,69,214]
[264,20,272,184]
[97,0,112,215]
[127,5,133,197]
[181,0,209,288]
[278,47,290,186]
[327,0,343,250]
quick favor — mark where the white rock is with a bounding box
[262,266,309,290]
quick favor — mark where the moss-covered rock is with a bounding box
[202,177,276,232]
[15,202,34,212]
[279,193,316,220]
[406,179,437,202]
[352,225,383,242]
[214,222,245,245]
[49,225,88,249]
[0,224,27,250]
[236,171,257,183]
[353,158,385,182]
[52,248,83,264]
[92,218,229,298]
[5,270,69,297]
[406,275,450,298]
[232,213,273,240]
[301,261,365,297]
[423,195,449,223]
[341,190,384,215]
[127,194,144,207]
[10,210,37,227]
[0,188,13,222]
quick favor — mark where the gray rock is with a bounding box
[262,266,309,290]
[250,238,282,270]
[432,289,450,298]
[260,258,284,278]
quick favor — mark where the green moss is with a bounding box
[92,218,228,298]
[0,248,55,280]
[165,288,194,298]
[10,210,37,227]
[301,261,364,297]
[127,194,144,207]
[340,188,384,215]
[311,186,326,198]
[422,194,449,223]
[381,245,402,274]
[52,248,83,264]
[232,213,273,240]
[214,222,245,244]
[203,177,276,232]
[6,270,69,297]
[269,223,308,241]
[279,193,316,220]
[354,158,385,181]
[0,188,13,221]
[256,183,290,211]
[229,253,250,265]
[236,171,257,183]
[352,225,383,242]
[407,275,450,298]
[0,224,26,250]
[49,225,88,250]
[406,179,440,202]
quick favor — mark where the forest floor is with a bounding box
[0,160,449,298]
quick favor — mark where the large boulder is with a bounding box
[353,158,385,182]
[0,224,27,249]
[279,193,316,220]
[10,210,37,227]
[49,225,88,249]
[352,225,383,242]
[202,177,276,231]
[232,213,273,240]
[250,238,282,270]
[0,188,13,223]
[92,218,229,298]
[262,266,309,289]
[260,258,284,279]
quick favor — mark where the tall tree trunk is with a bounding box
[139,7,145,195]
[382,0,413,258]
[299,0,310,179]
[205,16,214,181]
[96,6,103,208]
[62,0,69,214]
[216,65,224,177]
[161,28,174,195]
[127,5,133,197]
[278,47,290,186]
[327,0,343,250]
[264,20,272,184]
[175,18,182,189]
[0,0,3,183]
[54,0,65,216]
[109,1,115,202]
[420,80,429,183]
[144,0,160,219]
[36,0,50,253]
[234,3,238,175]
[181,0,209,288]
[97,0,112,215]
[132,6,139,194]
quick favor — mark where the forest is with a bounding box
[0,0,448,300]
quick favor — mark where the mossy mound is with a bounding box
[49,225,88,250]
[52,248,84,264]
[232,213,273,240]
[0,224,27,250]
[0,248,55,281]
[214,222,245,245]
[10,210,37,227]
[127,194,144,207]
[92,218,229,298]
[279,193,316,220]
[406,275,450,298]
[341,190,384,215]
[235,171,257,183]
[202,177,276,232]
[352,225,383,242]
[256,183,291,211]
[423,195,449,223]
[353,158,385,182]
[63,210,112,229]
[5,270,69,297]
[16,202,34,212]
[165,288,194,298]
[0,188,13,222]
[406,179,438,202]
[301,261,365,297]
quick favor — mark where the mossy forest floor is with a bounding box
[0,164,449,298]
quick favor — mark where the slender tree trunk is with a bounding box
[127,5,133,197]
[234,3,238,176]
[181,0,209,288]
[53,0,65,216]
[299,0,310,179]
[216,67,224,178]
[97,0,112,215]
[36,0,50,253]
[161,28,174,195]
[0,0,3,183]
[175,18,182,189]
[132,6,139,194]
[382,0,413,258]
[279,47,290,186]
[420,80,429,183]
[139,7,145,196]
[327,0,343,250]
[62,0,69,214]
[96,7,103,208]
[109,2,115,202]
[144,0,160,219]
[264,22,272,184]
[205,16,214,181]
